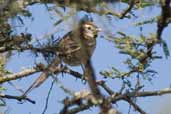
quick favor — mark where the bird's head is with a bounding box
[81,22,101,40]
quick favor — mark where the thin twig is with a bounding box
[42,80,55,114]
[51,75,75,96]
[97,80,114,95]
[120,0,135,19]
[124,98,147,114]
[0,94,35,104]
[110,88,171,103]
[7,82,25,94]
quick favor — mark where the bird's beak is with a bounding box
[96,27,102,32]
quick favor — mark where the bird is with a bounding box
[22,20,101,96]
[57,21,101,66]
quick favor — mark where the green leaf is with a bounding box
[140,2,154,8]
[0,87,6,91]
[122,0,130,4]
[134,17,156,26]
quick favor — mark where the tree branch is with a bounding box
[0,93,35,104]
[110,88,171,103]
[124,98,147,114]
[119,0,135,19]
[62,88,171,114]
[0,68,39,84]
[157,0,171,40]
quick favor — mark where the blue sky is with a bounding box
[3,3,171,114]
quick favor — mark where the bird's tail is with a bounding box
[22,57,60,96]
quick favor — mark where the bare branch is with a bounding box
[124,98,147,114]
[84,60,120,114]
[63,88,171,114]
[97,80,115,95]
[157,0,171,40]
[62,66,83,79]
[119,0,135,19]
[0,93,35,104]
[0,68,39,84]
[110,88,171,103]
[42,80,55,114]
[60,101,92,114]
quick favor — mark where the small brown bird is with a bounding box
[57,21,101,66]
[23,21,101,95]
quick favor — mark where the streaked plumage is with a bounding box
[22,21,101,96]
[57,21,101,66]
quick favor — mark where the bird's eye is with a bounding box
[87,27,91,30]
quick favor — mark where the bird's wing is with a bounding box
[57,33,81,55]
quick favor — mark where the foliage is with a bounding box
[0,0,171,114]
